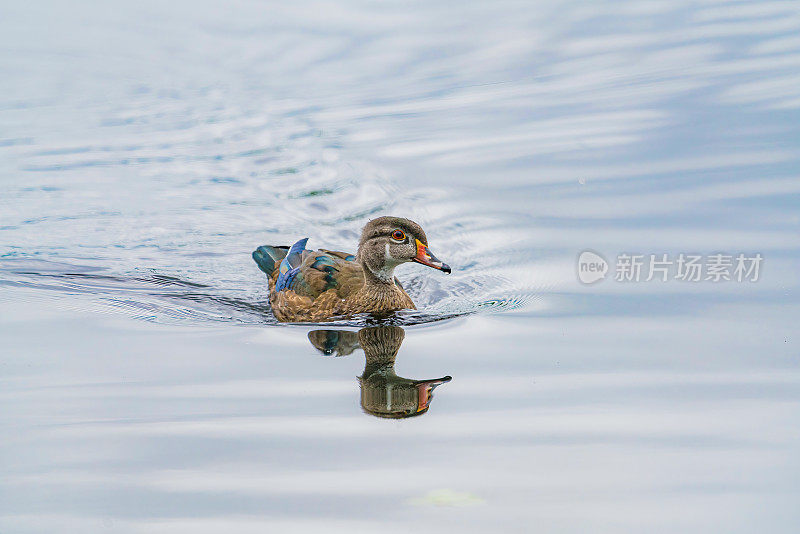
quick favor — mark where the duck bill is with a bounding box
[412,239,452,274]
[415,376,452,412]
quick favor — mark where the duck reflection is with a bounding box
[308,326,451,418]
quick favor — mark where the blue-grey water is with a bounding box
[1,0,799,532]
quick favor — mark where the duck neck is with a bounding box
[353,252,415,312]
[360,259,398,287]
[357,247,399,287]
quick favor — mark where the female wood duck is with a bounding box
[308,326,452,418]
[252,216,451,322]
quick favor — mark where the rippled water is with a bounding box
[2,0,799,532]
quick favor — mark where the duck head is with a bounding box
[356,216,451,283]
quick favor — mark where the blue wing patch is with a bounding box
[276,238,308,292]
[311,255,335,270]
[311,254,340,290]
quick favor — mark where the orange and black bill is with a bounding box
[415,376,452,412]
[412,239,452,273]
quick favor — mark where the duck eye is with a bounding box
[391,230,405,241]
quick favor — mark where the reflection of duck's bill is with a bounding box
[412,239,451,274]
[414,376,452,412]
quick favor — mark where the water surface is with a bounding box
[1,0,799,532]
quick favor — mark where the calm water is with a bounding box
[1,0,799,532]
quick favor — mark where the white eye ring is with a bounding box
[391,230,405,241]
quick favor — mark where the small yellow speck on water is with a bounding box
[407,488,486,507]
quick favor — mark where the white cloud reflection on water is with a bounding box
[1,303,798,532]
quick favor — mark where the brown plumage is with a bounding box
[252,216,451,322]
[357,326,451,418]
[307,326,452,418]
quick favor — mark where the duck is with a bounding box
[252,216,451,322]
[356,326,451,418]
[308,326,452,418]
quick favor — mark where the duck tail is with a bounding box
[252,245,290,276]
